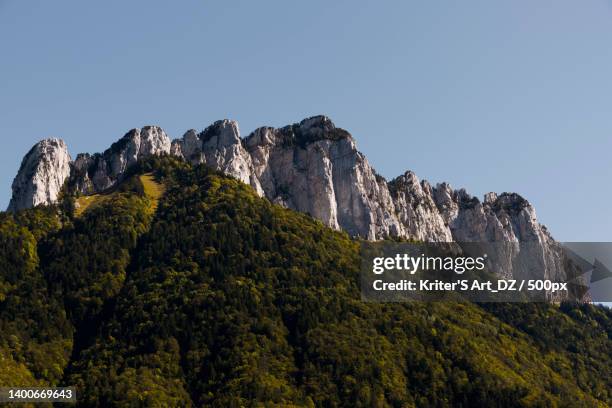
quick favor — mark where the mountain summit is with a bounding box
[8,115,551,244]
[8,138,72,212]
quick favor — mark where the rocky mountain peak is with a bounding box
[389,171,454,242]
[484,192,498,204]
[292,115,352,146]
[490,192,531,214]
[5,117,580,300]
[170,119,262,194]
[109,126,171,159]
[199,119,241,144]
[245,115,352,151]
[67,126,172,194]
[296,115,338,135]
[8,138,72,212]
[172,119,242,160]
[5,117,552,246]
[455,188,481,210]
[388,171,421,192]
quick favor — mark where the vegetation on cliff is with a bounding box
[0,157,610,407]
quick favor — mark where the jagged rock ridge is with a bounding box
[171,120,263,195]
[70,126,171,194]
[7,115,553,249]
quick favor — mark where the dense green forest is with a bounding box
[0,157,610,407]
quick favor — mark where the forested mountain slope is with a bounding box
[0,157,610,407]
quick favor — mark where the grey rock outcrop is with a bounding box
[4,116,555,248]
[388,171,453,242]
[171,120,263,195]
[244,116,403,239]
[70,126,171,194]
[430,184,567,293]
[8,138,72,212]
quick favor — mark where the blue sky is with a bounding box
[1,0,611,241]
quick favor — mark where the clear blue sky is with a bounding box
[1,0,611,241]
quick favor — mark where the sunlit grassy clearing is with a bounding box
[139,173,165,212]
[75,173,164,217]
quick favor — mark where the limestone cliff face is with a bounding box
[7,138,71,212]
[388,171,453,242]
[6,116,579,298]
[429,184,566,288]
[171,120,263,195]
[5,116,554,250]
[244,116,403,239]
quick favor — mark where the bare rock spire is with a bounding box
[8,138,72,212]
